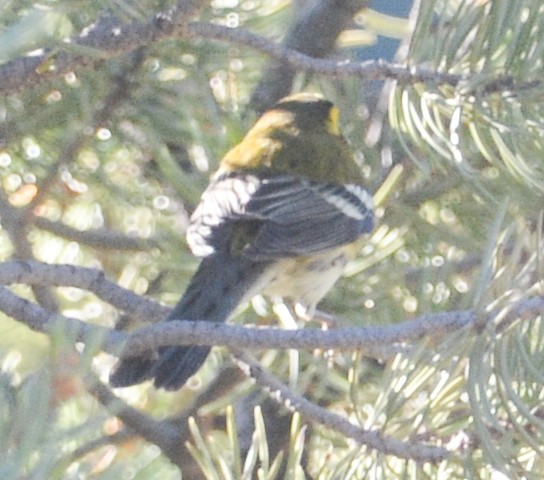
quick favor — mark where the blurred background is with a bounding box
[1,0,544,478]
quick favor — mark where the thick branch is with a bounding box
[1,261,542,362]
[1,2,537,99]
[121,311,474,357]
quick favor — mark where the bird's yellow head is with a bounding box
[220,93,363,184]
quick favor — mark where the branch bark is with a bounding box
[0,260,168,321]
[85,373,189,467]
[1,259,542,464]
[1,261,541,360]
[0,0,209,94]
[121,312,474,357]
[0,2,464,97]
[232,349,449,462]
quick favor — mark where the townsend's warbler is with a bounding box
[110,93,374,390]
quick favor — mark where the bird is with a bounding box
[109,92,375,391]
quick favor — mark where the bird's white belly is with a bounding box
[256,245,354,318]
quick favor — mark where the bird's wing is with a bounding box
[187,173,374,260]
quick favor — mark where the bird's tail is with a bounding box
[109,253,268,390]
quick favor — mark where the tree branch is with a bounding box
[0,194,58,311]
[1,260,541,360]
[85,373,188,467]
[185,22,463,85]
[0,260,168,321]
[232,349,449,462]
[22,48,148,220]
[0,260,472,358]
[121,311,474,357]
[8,3,540,105]
[0,3,464,98]
[0,0,209,95]
[2,258,541,464]
[1,2,538,102]
[0,285,124,352]
[34,217,155,251]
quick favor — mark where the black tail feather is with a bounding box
[151,345,211,390]
[109,252,268,390]
[109,355,156,388]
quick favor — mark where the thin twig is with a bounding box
[232,349,449,462]
[186,22,463,86]
[60,430,135,466]
[35,217,155,250]
[22,49,148,220]
[85,372,188,467]
[0,286,124,352]
[0,195,58,311]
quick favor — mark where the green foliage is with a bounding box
[0,339,179,479]
[186,407,303,480]
[396,0,544,195]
